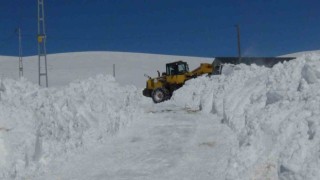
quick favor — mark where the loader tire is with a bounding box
[151,88,170,103]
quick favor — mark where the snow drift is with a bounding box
[0,75,142,179]
[172,52,320,179]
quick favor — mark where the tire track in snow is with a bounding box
[34,106,197,179]
[162,113,237,180]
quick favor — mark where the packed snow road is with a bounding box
[35,103,237,180]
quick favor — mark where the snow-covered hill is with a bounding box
[0,52,212,87]
[0,51,320,180]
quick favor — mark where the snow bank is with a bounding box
[172,52,320,179]
[0,75,142,179]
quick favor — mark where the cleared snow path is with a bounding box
[35,103,237,180]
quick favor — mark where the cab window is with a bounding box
[178,63,187,73]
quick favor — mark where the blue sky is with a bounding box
[0,0,319,57]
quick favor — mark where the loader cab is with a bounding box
[166,61,189,76]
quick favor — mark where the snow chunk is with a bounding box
[302,64,320,84]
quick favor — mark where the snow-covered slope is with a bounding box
[0,52,212,87]
[0,50,320,180]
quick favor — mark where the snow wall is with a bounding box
[172,52,320,180]
[0,75,142,179]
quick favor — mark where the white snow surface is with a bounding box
[0,51,320,180]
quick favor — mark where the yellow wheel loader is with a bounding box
[142,61,215,103]
[142,57,296,103]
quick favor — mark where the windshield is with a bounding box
[167,62,188,75]
[178,63,188,72]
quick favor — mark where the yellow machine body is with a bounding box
[143,61,214,103]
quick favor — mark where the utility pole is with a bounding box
[235,24,241,63]
[37,0,48,87]
[17,27,23,78]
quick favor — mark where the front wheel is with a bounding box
[151,88,170,103]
